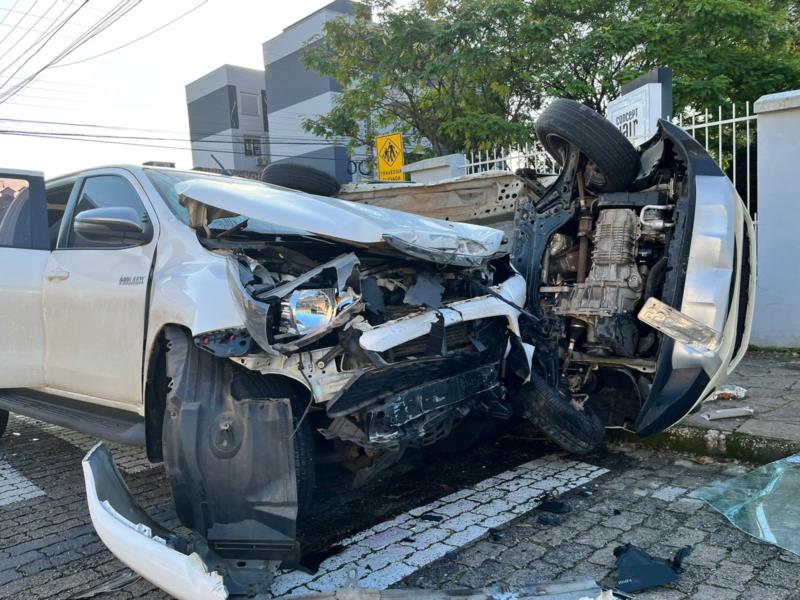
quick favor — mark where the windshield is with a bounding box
[144,168,309,236]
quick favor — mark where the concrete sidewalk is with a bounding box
[624,349,800,463]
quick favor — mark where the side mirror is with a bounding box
[73,206,152,246]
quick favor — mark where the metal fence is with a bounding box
[673,102,757,215]
[460,142,557,176]
[458,101,758,217]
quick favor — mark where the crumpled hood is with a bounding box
[176,179,506,266]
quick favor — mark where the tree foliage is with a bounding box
[301,0,800,155]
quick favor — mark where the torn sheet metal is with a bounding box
[403,272,444,308]
[638,296,721,353]
[177,178,505,266]
[81,444,228,600]
[692,455,800,556]
[357,273,526,353]
[226,253,362,355]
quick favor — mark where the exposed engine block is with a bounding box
[555,208,643,321]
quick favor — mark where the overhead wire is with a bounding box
[51,0,208,68]
[0,0,73,83]
[0,0,144,105]
[0,129,352,161]
[0,0,90,99]
[0,0,40,57]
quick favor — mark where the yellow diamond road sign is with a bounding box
[376,132,405,181]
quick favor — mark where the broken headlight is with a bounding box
[280,288,358,337]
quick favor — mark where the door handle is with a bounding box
[45,269,70,282]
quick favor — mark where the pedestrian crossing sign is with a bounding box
[376,132,405,181]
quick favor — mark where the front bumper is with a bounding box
[635,121,756,436]
[82,443,228,600]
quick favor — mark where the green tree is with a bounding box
[302,0,800,155]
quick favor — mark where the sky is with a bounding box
[0,0,335,177]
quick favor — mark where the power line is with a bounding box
[0,0,70,79]
[0,0,87,95]
[0,0,23,28]
[0,125,354,147]
[52,0,208,68]
[0,0,40,57]
[0,129,353,161]
[0,117,354,144]
[0,0,143,104]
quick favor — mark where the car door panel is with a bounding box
[43,169,158,407]
[0,170,48,388]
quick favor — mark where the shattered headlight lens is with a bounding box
[281,288,358,336]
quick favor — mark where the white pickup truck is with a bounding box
[0,100,755,598]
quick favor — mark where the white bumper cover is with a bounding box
[82,443,228,600]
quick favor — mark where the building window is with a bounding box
[244,137,262,156]
[240,92,260,117]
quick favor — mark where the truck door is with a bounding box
[0,170,49,388]
[42,169,159,409]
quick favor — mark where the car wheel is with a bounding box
[0,409,8,438]
[261,162,341,197]
[535,98,641,193]
[517,373,605,455]
[230,370,316,516]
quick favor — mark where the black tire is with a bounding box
[517,373,605,455]
[230,370,316,516]
[262,162,341,197]
[535,98,641,193]
[0,409,8,438]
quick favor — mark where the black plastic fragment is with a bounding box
[420,513,445,522]
[613,543,693,593]
[538,496,572,514]
[537,513,562,526]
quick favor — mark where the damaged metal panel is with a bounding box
[177,178,506,267]
[356,274,527,353]
[227,253,362,355]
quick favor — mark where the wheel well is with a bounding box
[144,325,314,462]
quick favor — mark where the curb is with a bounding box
[607,425,800,464]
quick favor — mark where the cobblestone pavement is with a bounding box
[682,350,800,442]
[2,414,800,599]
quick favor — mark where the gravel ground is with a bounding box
[1,414,799,599]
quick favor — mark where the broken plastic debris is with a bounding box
[537,513,562,526]
[538,496,572,514]
[706,384,748,402]
[701,406,754,421]
[692,456,800,556]
[613,543,692,593]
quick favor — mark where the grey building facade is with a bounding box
[262,0,360,183]
[185,65,268,174]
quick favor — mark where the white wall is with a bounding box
[752,89,800,347]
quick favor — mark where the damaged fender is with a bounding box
[227,253,362,355]
[82,443,228,600]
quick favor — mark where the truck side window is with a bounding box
[0,176,48,250]
[65,175,150,249]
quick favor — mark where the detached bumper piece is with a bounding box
[82,443,228,600]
